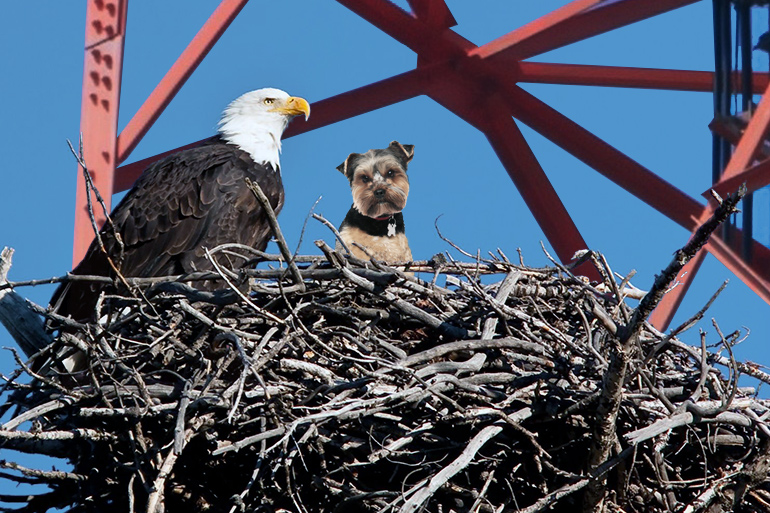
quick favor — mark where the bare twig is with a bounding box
[244,178,305,291]
[583,186,745,513]
[398,425,502,513]
[0,247,53,357]
[312,212,352,255]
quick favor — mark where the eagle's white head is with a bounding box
[218,88,310,170]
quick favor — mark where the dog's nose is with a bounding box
[374,189,386,198]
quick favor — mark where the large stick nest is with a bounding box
[1,240,770,513]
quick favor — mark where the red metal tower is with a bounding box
[74,0,770,331]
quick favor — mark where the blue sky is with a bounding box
[1,0,769,497]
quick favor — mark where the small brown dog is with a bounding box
[336,141,414,262]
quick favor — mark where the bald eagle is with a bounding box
[50,88,310,321]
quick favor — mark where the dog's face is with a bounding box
[336,141,414,218]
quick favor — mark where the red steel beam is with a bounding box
[465,5,770,313]
[706,234,770,304]
[505,85,703,229]
[706,114,770,197]
[708,113,770,161]
[721,82,770,181]
[661,200,770,314]
[518,63,770,93]
[418,65,599,278]
[648,198,718,332]
[114,65,435,193]
[468,0,605,60]
[73,0,128,266]
[340,0,707,97]
[283,65,432,138]
[336,0,473,56]
[708,158,770,200]
[480,0,700,63]
[337,1,723,100]
[623,207,770,327]
[407,0,456,29]
[503,83,770,255]
[338,0,770,101]
[115,0,249,165]
[651,185,770,329]
[713,224,770,283]
[482,101,598,279]
[423,67,494,132]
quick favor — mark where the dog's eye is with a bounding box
[361,176,371,184]
[386,169,395,178]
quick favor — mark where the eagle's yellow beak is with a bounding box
[274,96,310,121]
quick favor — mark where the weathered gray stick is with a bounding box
[0,247,52,357]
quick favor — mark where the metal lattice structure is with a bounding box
[73,0,770,331]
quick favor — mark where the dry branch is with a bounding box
[0,248,52,357]
[582,186,746,513]
[244,177,305,291]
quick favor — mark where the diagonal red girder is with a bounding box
[336,0,767,122]
[406,0,456,29]
[335,0,473,56]
[706,114,770,198]
[720,82,770,182]
[660,202,770,311]
[649,196,724,331]
[468,0,605,60]
[504,85,702,228]
[419,65,493,131]
[418,67,600,279]
[703,78,770,285]
[708,158,770,200]
[652,194,770,330]
[482,105,600,280]
[116,0,250,165]
[706,235,770,304]
[696,87,770,312]
[337,0,722,98]
[478,0,701,63]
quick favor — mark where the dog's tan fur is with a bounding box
[339,226,413,262]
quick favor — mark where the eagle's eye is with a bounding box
[263,98,275,105]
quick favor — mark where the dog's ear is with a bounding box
[336,153,362,178]
[389,141,415,165]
